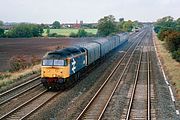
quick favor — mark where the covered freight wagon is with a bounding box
[76,42,101,65]
[92,38,111,57]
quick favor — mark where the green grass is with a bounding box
[43,28,97,37]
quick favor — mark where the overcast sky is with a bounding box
[0,0,179,23]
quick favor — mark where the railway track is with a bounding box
[76,29,148,120]
[0,89,60,120]
[0,76,41,106]
[124,34,149,120]
[116,30,155,120]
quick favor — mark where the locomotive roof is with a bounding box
[43,46,85,60]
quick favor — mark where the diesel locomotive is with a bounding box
[41,33,129,90]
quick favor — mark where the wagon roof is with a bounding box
[43,46,85,59]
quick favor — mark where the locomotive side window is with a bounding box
[42,60,53,66]
[54,60,65,66]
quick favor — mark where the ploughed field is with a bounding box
[0,38,90,72]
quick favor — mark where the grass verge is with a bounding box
[0,65,40,89]
[153,32,180,99]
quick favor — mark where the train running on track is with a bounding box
[41,33,129,90]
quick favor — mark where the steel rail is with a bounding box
[0,76,40,96]
[19,92,60,120]
[0,82,41,106]
[0,90,47,119]
[147,31,152,120]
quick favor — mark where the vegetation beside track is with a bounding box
[0,65,40,90]
[153,32,180,99]
[154,16,180,62]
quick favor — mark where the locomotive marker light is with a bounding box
[72,58,76,73]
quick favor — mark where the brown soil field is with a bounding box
[0,37,90,72]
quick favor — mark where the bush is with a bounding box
[154,25,161,33]
[69,32,78,37]
[48,33,58,37]
[0,28,5,37]
[77,29,88,37]
[87,32,96,37]
[164,30,180,52]
[9,55,30,72]
[157,28,174,41]
[0,73,11,80]
[31,55,41,65]
[172,48,180,62]
[48,33,65,37]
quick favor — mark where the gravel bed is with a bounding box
[0,85,45,117]
[0,77,41,104]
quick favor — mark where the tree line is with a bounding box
[0,21,61,38]
[154,16,180,62]
[0,23,43,38]
[0,15,142,38]
[97,15,143,36]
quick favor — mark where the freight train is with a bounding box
[41,33,129,90]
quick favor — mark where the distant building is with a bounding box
[60,21,97,29]
[80,21,83,25]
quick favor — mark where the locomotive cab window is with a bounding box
[42,59,67,66]
[54,60,66,66]
[42,60,53,66]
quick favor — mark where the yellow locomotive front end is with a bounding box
[41,58,71,89]
[41,59,70,78]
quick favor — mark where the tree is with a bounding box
[172,48,180,62]
[164,30,180,52]
[6,23,43,38]
[119,18,124,22]
[0,28,5,37]
[176,18,180,25]
[175,18,180,31]
[154,16,176,33]
[122,20,133,32]
[31,24,43,37]
[77,29,87,37]
[52,21,61,29]
[0,20,3,26]
[97,15,117,36]
[46,28,50,36]
[117,22,124,32]
[40,23,49,29]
